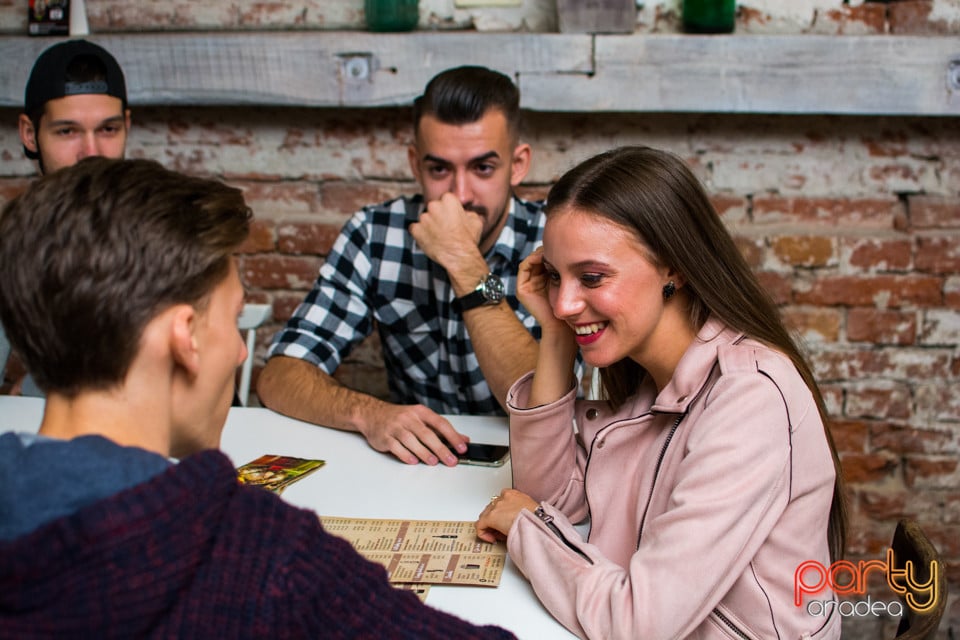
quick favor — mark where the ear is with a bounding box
[18,113,38,154]
[169,304,201,377]
[509,142,531,187]
[124,108,132,132]
[666,269,687,291]
[407,143,422,184]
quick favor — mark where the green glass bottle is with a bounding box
[365,0,419,32]
[682,0,735,34]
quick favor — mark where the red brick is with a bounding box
[915,236,960,274]
[235,181,323,219]
[795,275,942,307]
[915,382,960,423]
[889,0,950,34]
[516,184,549,202]
[845,522,896,556]
[276,221,342,256]
[945,276,960,307]
[871,423,954,455]
[710,195,748,224]
[819,4,887,34]
[782,306,841,342]
[812,347,951,382]
[847,308,917,345]
[909,195,960,229]
[0,178,29,208]
[828,418,870,453]
[732,235,764,268]
[752,197,899,227]
[845,383,912,420]
[237,219,276,254]
[321,181,408,217]
[270,292,311,323]
[840,453,899,484]
[239,255,322,290]
[920,522,960,559]
[856,490,910,521]
[843,237,912,271]
[904,456,958,489]
[770,235,834,267]
[756,271,793,304]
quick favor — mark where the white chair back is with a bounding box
[236,303,272,406]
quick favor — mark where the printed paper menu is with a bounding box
[320,517,506,587]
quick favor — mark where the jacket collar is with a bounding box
[650,316,744,415]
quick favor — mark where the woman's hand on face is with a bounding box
[475,488,540,543]
[517,247,566,335]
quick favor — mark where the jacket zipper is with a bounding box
[713,608,753,640]
[534,506,594,564]
[636,414,684,548]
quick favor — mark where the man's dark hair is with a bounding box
[0,157,251,396]
[412,66,522,140]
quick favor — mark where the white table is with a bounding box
[0,396,575,639]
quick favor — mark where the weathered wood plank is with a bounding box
[2,33,958,115]
[0,32,593,108]
[521,34,960,115]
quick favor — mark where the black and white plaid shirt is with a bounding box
[267,194,546,415]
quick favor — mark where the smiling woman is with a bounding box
[475,146,848,640]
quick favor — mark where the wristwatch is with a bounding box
[452,273,505,312]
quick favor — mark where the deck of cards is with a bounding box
[237,454,325,494]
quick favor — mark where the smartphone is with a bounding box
[455,442,510,467]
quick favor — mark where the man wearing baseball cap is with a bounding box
[18,39,130,175]
[3,39,130,392]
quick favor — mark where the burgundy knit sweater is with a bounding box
[0,449,515,639]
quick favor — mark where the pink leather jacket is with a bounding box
[505,318,841,640]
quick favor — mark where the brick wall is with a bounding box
[1,1,958,638]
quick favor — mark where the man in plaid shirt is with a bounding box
[259,67,545,466]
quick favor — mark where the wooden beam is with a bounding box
[0,32,592,108]
[2,32,958,115]
[523,34,960,115]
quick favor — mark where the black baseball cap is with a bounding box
[22,39,127,162]
[24,39,127,116]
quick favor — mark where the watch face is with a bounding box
[482,274,505,303]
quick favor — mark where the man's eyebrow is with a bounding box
[46,114,126,128]
[422,151,501,165]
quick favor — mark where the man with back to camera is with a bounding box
[0,156,515,640]
[258,66,560,467]
[1,38,131,391]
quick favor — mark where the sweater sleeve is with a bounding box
[506,370,804,640]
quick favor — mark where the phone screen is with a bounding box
[456,442,510,467]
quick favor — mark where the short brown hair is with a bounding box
[0,157,251,395]
[412,66,522,141]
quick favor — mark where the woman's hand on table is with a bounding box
[475,488,539,543]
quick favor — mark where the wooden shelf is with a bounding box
[1,32,958,115]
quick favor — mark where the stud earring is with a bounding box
[662,281,676,300]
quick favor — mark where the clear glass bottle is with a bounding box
[682,0,735,34]
[365,0,419,32]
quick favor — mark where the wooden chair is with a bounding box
[892,519,948,639]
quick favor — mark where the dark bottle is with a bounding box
[365,0,419,32]
[682,0,735,34]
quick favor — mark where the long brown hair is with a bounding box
[545,146,847,561]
